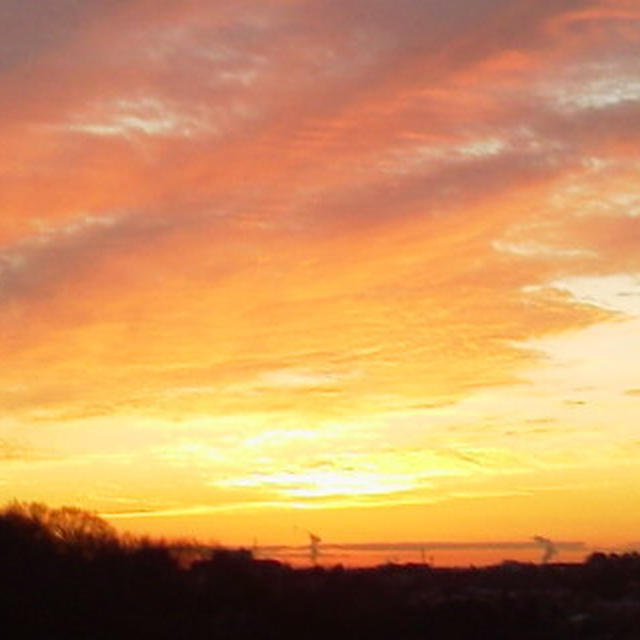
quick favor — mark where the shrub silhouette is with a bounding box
[2,501,119,558]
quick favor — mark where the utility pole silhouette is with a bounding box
[533,535,557,564]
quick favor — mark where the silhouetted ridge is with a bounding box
[1,501,639,639]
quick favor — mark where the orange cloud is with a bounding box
[1,0,639,555]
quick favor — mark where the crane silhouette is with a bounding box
[294,526,322,565]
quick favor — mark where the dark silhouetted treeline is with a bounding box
[1,502,639,639]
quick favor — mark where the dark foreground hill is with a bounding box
[1,502,639,639]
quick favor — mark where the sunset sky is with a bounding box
[1,0,640,564]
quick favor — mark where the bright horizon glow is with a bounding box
[1,0,640,566]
